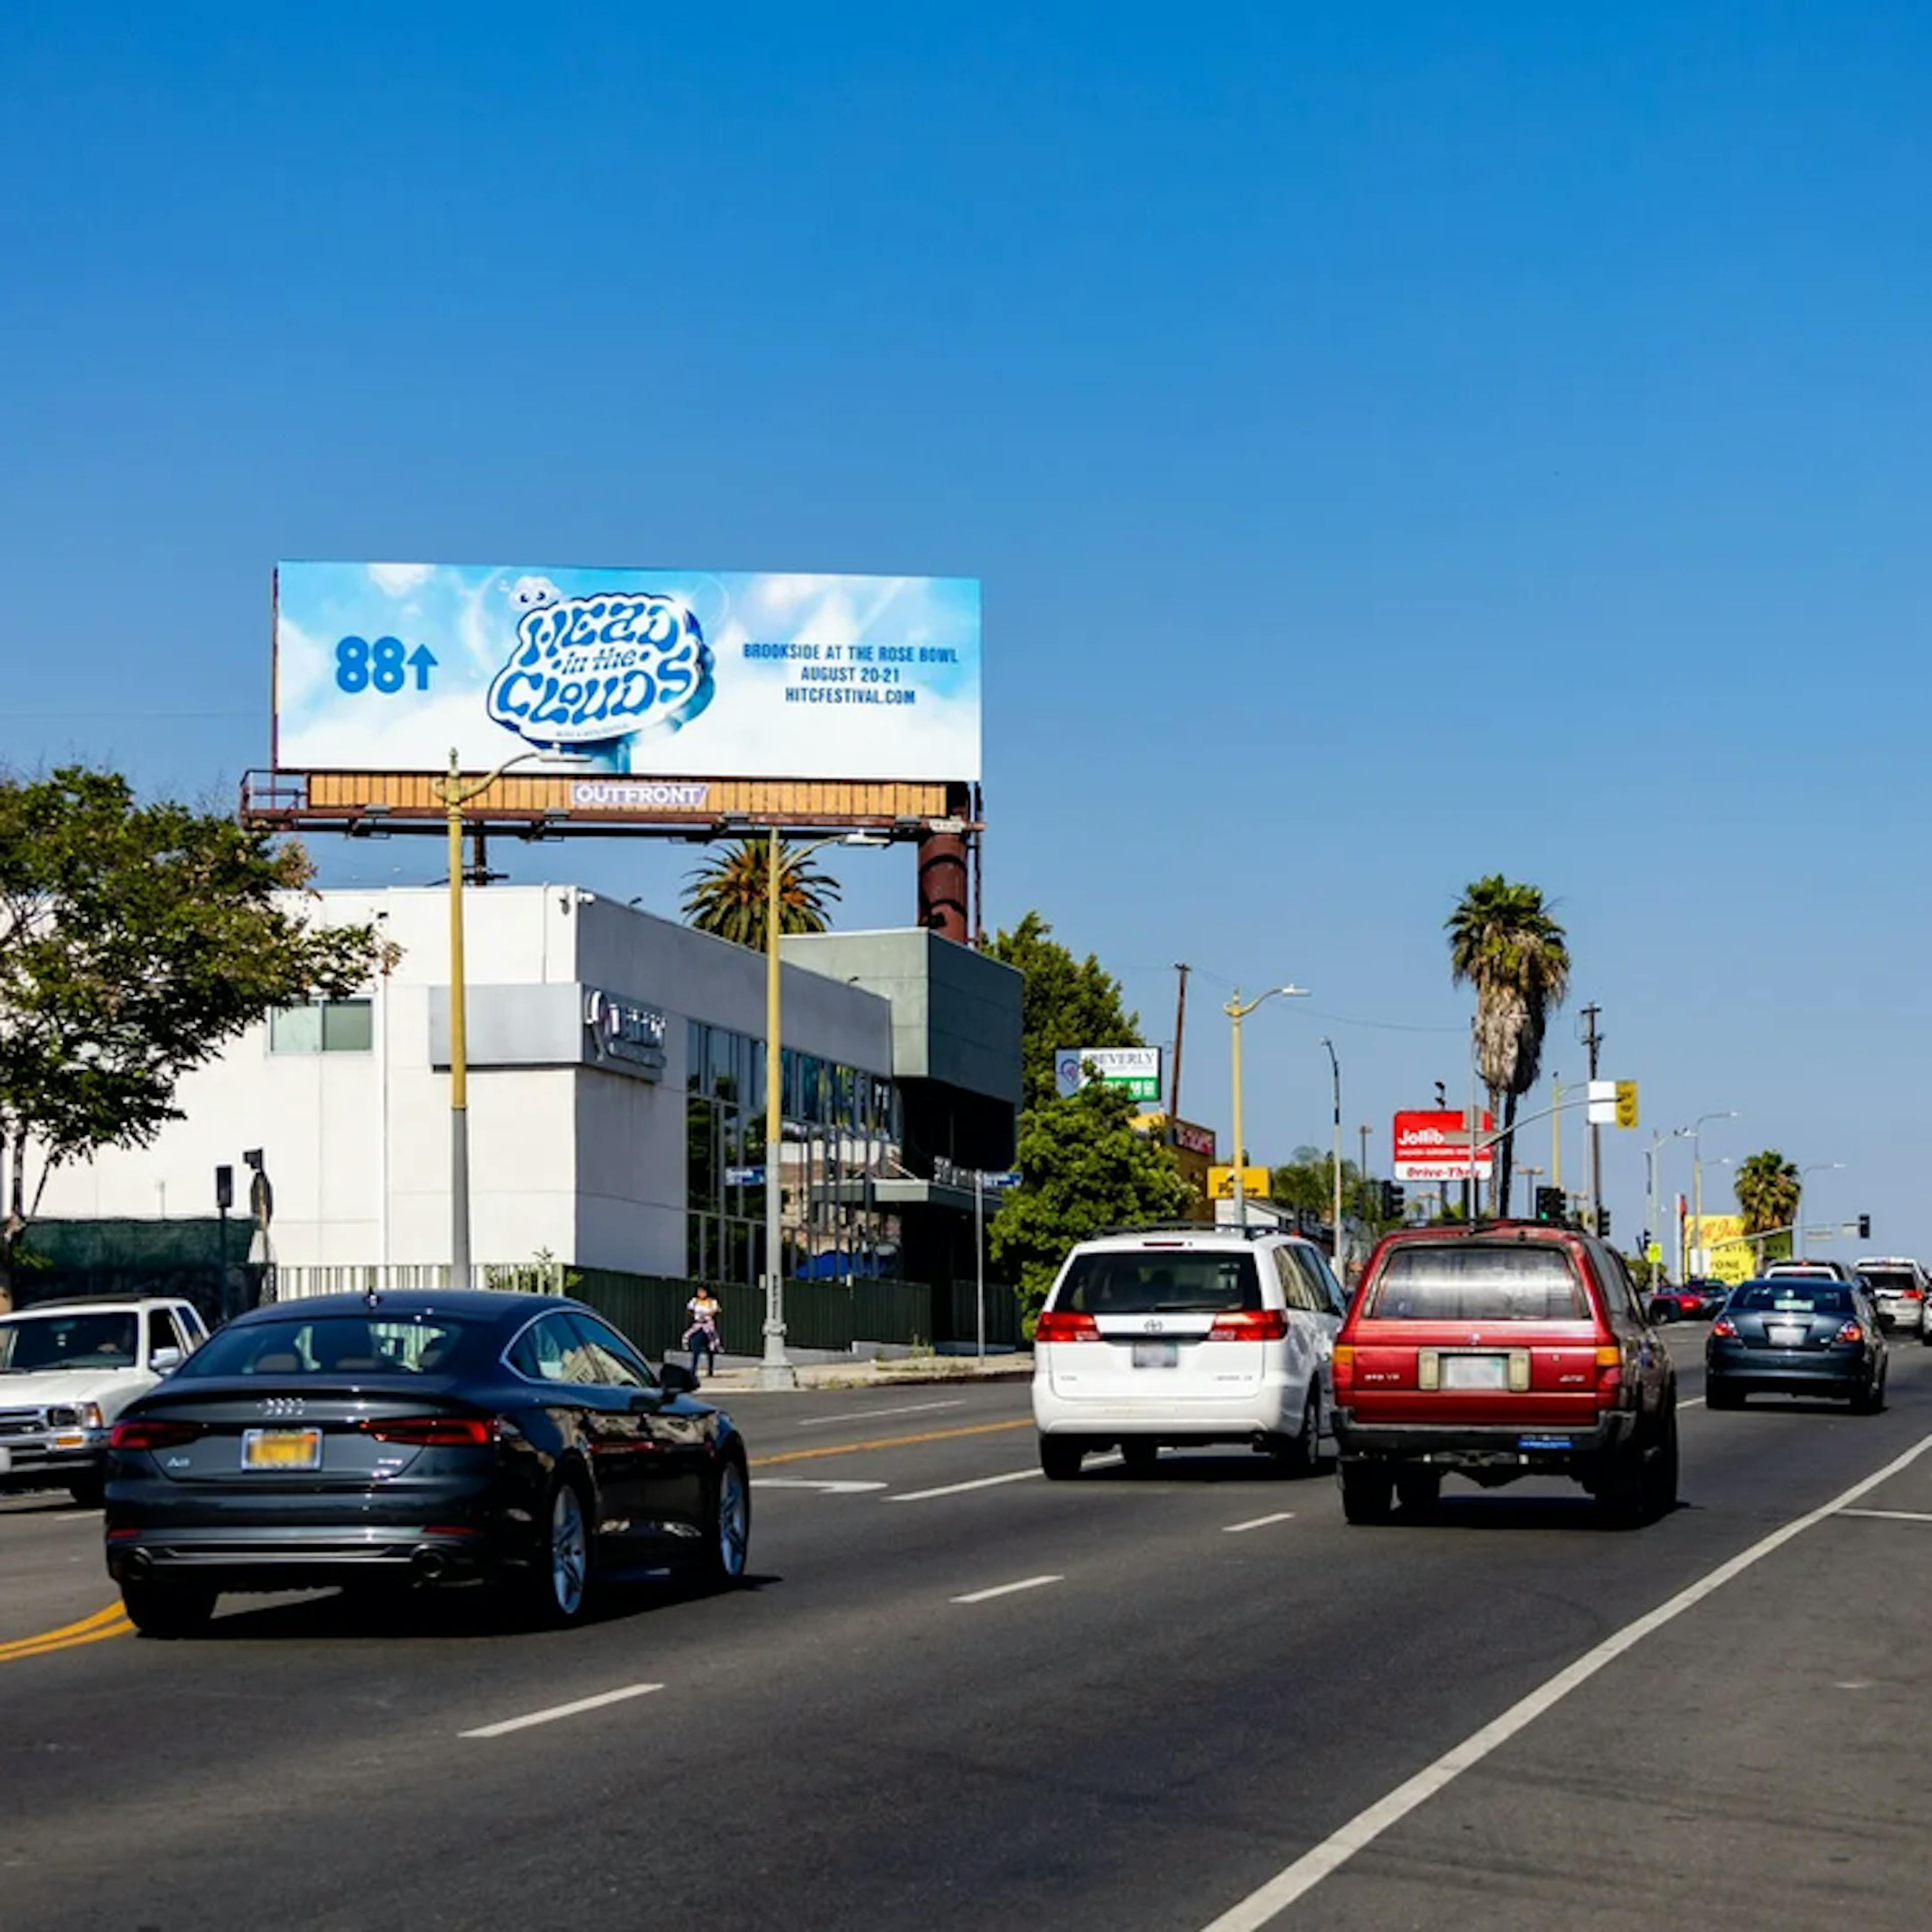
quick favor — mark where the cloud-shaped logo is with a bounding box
[486,591,716,751]
[507,574,560,610]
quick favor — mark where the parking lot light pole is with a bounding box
[759,828,888,1388]
[1224,985,1310,1229]
[1674,1110,1737,1276]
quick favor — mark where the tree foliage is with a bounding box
[990,1080,1190,1330]
[984,911,1143,1114]
[1733,1148,1800,1265]
[1445,875,1571,1216]
[680,839,841,950]
[0,768,382,1304]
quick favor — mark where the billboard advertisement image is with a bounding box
[1392,1109,1496,1182]
[1055,1046,1162,1104]
[275,563,981,781]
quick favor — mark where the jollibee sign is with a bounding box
[1392,1109,1495,1182]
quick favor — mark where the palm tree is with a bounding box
[1733,1149,1800,1269]
[680,838,841,950]
[1445,876,1571,1217]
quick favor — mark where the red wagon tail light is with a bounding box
[1034,1310,1100,1344]
[110,1419,204,1452]
[359,1417,498,1447]
[1207,1309,1290,1342]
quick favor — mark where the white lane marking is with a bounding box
[461,1682,664,1739]
[892,1452,1120,1503]
[796,1400,967,1429]
[1224,1512,1297,1534]
[1196,1429,1932,1932]
[756,1479,889,1495]
[1840,1507,1932,1523]
[1678,1397,1706,1410]
[951,1574,1063,1605]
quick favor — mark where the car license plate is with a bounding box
[242,1427,322,1471]
[1441,1353,1508,1391]
[1766,1325,1806,1348]
[1132,1341,1179,1369]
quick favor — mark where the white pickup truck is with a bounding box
[0,1299,210,1507]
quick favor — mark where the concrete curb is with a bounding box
[695,1355,1034,1395]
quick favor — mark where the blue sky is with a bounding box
[4,3,1925,1254]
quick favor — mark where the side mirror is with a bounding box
[150,1346,184,1373]
[659,1361,699,1396]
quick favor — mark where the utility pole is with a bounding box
[1169,963,1190,1140]
[1581,1004,1603,1230]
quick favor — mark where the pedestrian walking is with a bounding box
[683,1286,722,1378]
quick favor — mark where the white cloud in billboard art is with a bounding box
[506,574,560,610]
[368,563,435,597]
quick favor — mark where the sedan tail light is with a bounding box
[110,1418,204,1452]
[1712,1317,1739,1339]
[1207,1309,1291,1342]
[358,1417,497,1447]
[1033,1310,1101,1343]
[1904,1289,1923,1301]
[1836,1322,1866,1344]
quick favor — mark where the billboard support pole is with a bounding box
[446,753,471,1292]
[760,827,795,1388]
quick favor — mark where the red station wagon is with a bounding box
[1330,1223,1679,1525]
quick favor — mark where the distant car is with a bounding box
[1330,1222,1677,1524]
[1764,1259,1859,1282]
[1030,1225,1347,1479]
[1647,1279,1728,1322]
[103,1291,749,1637]
[1707,1278,1887,1411]
[0,1299,209,1507]
[1853,1258,1929,1339]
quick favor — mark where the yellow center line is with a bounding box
[752,1417,1031,1469]
[0,1602,134,1663]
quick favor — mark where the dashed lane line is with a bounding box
[1840,1507,1932,1523]
[892,1452,1121,1502]
[795,1400,968,1428]
[751,1418,1031,1469]
[951,1575,1063,1605]
[1223,1513,1297,1534]
[461,1682,664,1739]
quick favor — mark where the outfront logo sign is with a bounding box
[583,989,667,1076]
[273,562,982,782]
[1392,1109,1496,1182]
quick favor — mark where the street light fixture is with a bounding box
[432,745,582,1289]
[758,827,889,1388]
[1320,1039,1342,1272]
[1222,984,1311,1228]
[1795,1160,1845,1254]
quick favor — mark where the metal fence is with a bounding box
[947,1278,1023,1349]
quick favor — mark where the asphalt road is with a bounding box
[7,1329,1932,1930]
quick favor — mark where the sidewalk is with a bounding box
[684,1349,1034,1393]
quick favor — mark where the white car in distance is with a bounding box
[1031,1226,1347,1479]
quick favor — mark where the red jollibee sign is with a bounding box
[1392,1109,1495,1182]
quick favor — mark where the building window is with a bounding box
[269,999,373,1055]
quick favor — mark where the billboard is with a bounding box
[1685,1214,1753,1285]
[1392,1109,1496,1182]
[1055,1046,1162,1104]
[274,563,981,781]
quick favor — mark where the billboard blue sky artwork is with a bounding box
[276,562,981,780]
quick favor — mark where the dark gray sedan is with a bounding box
[1706,1279,1887,1412]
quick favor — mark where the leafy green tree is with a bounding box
[681,839,841,950]
[990,1080,1190,1331]
[1446,875,1571,1216]
[984,911,1142,1113]
[0,768,382,1308]
[1734,1149,1800,1267]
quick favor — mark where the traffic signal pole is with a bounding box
[1581,1004,1603,1233]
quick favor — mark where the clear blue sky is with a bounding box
[4,3,1925,1255]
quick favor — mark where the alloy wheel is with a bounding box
[550,1482,588,1618]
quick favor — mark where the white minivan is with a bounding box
[1031,1226,1348,1479]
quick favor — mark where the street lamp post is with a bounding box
[1795,1160,1845,1256]
[433,745,559,1290]
[1320,1040,1342,1272]
[1223,985,1311,1228]
[758,827,887,1389]
[1673,1110,1737,1277]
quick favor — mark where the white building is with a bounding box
[35,887,1019,1301]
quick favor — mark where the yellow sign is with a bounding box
[1208,1165,1271,1201]
[1614,1081,1639,1129]
[1686,1215,1752,1285]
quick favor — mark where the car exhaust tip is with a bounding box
[412,1547,448,1582]
[122,1550,154,1582]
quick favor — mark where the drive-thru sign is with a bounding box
[1392,1109,1495,1182]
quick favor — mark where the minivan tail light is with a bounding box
[1034,1310,1101,1344]
[110,1419,204,1452]
[1208,1309,1290,1342]
[359,1417,497,1447]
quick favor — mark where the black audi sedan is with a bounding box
[1706,1278,1888,1412]
[103,1291,750,1637]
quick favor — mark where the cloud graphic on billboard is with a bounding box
[485,591,716,753]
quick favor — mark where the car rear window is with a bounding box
[1732,1283,1854,1315]
[1052,1250,1262,1316]
[1859,1269,1916,1294]
[179,1315,470,1378]
[1365,1245,1589,1322]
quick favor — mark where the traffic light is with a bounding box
[1859,1213,1872,1241]
[1534,1186,1565,1224]
[1595,1206,1613,1239]
[1380,1180,1405,1221]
